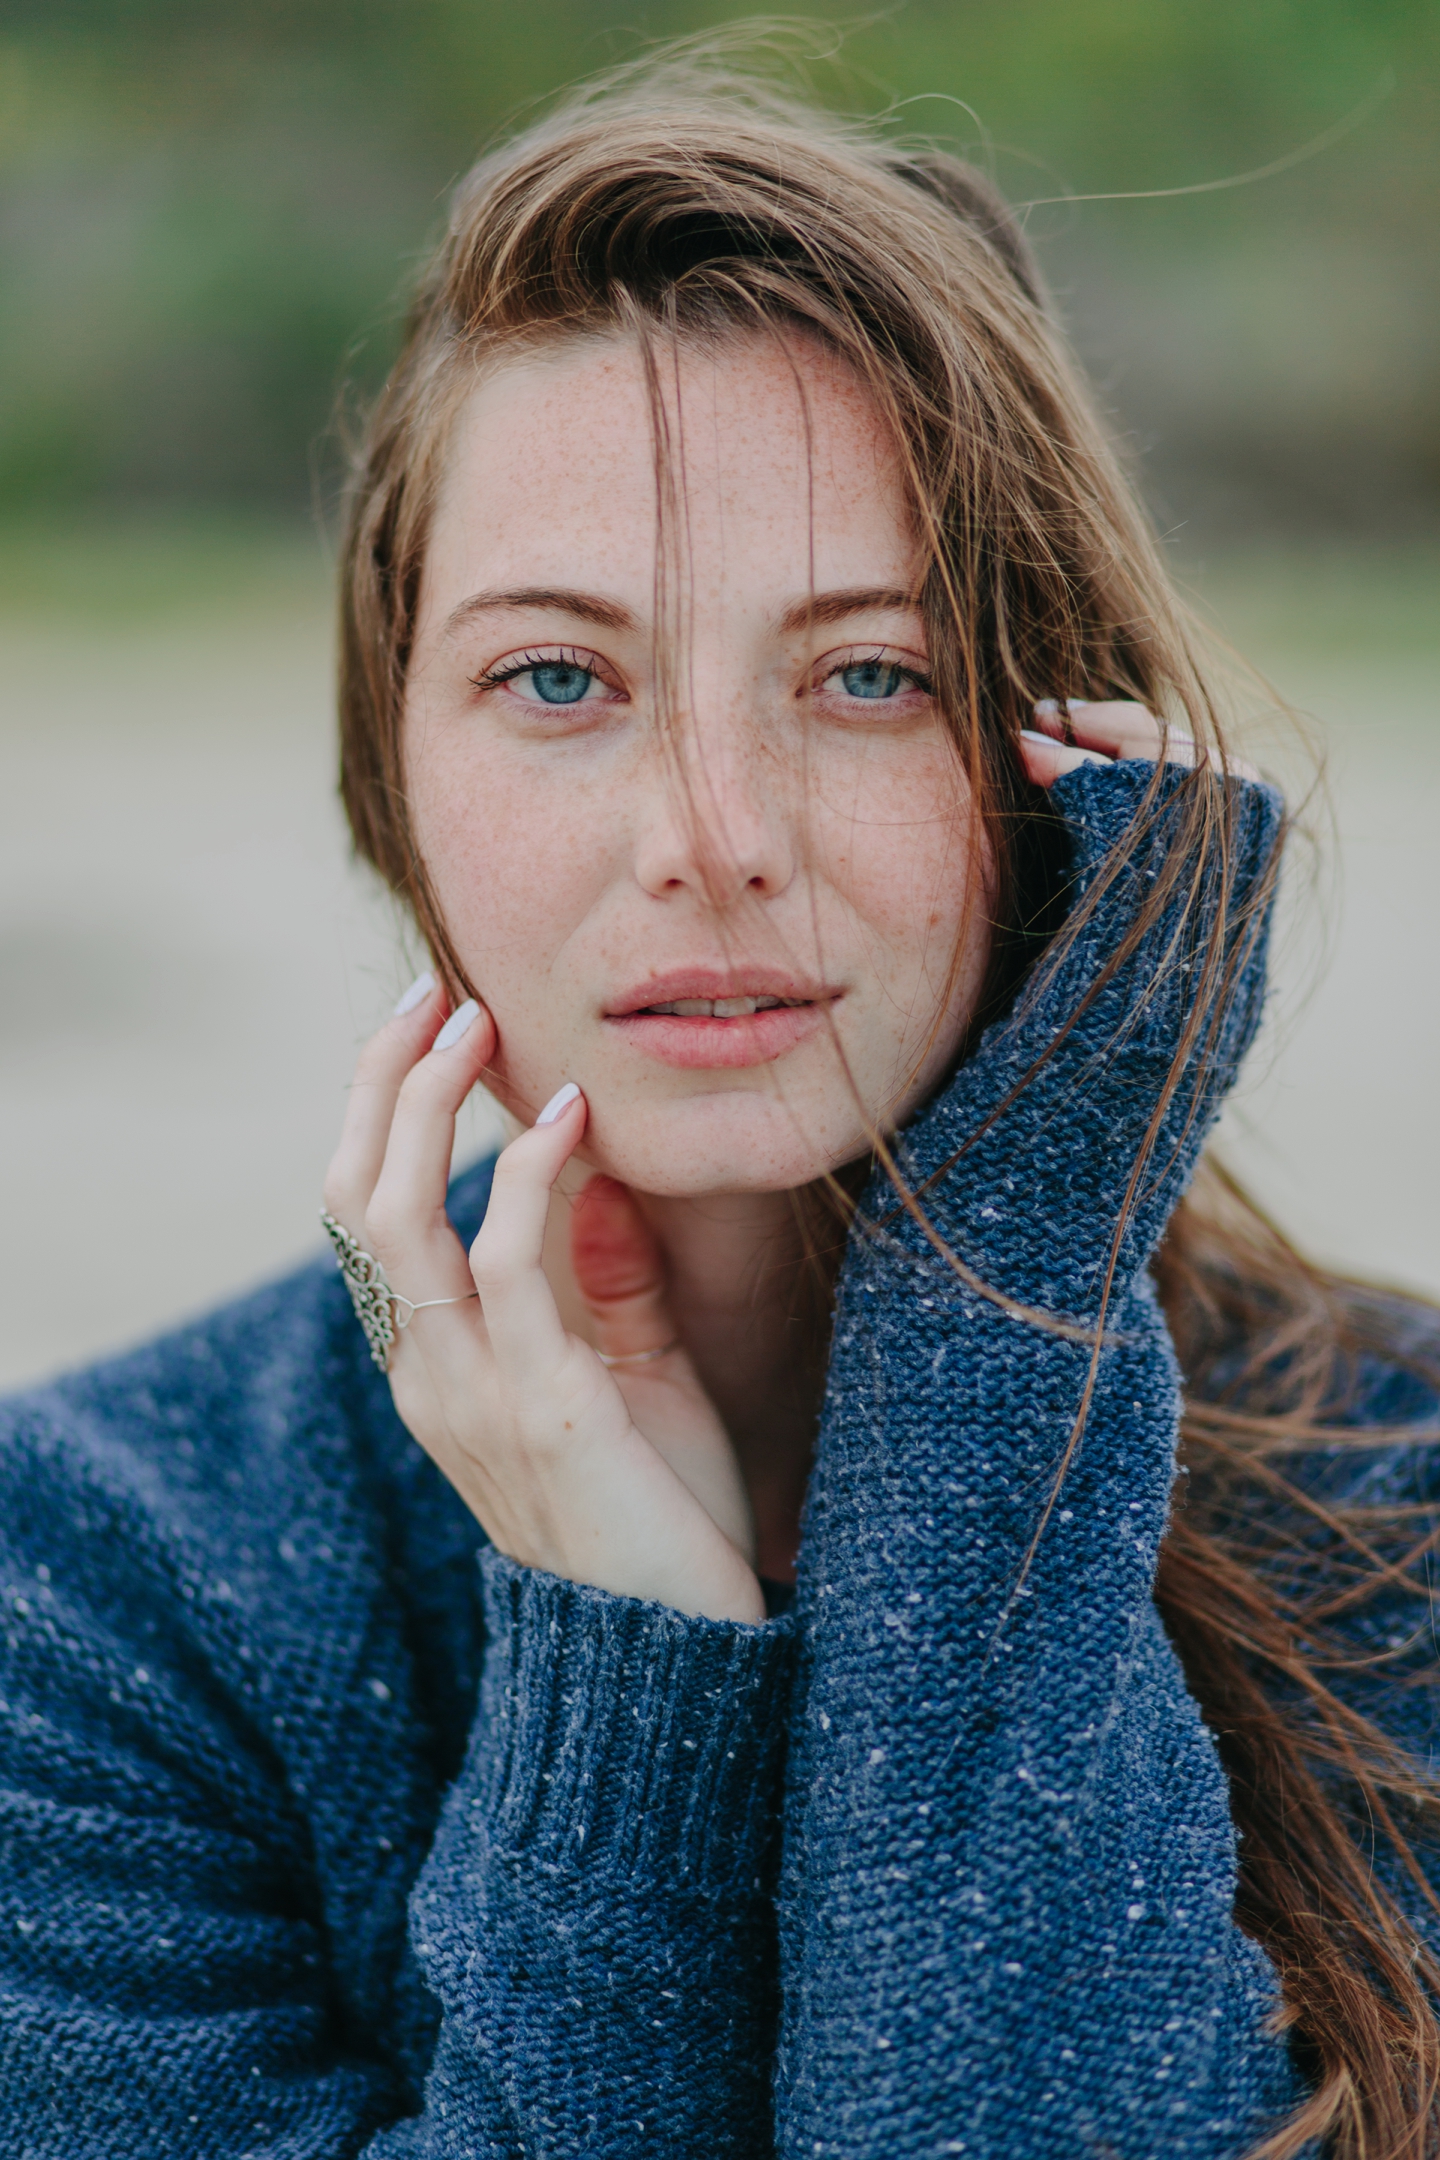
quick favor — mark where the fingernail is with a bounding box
[393,969,437,1017]
[433,998,480,1051]
[1033,698,1060,719]
[1019,728,1057,745]
[536,1081,581,1126]
[1066,697,1088,713]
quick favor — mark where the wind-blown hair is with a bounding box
[338,50,1440,2157]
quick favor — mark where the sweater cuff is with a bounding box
[473,1544,796,1896]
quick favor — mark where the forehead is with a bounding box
[421,332,912,609]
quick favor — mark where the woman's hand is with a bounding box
[322,988,765,1624]
[1018,695,1259,785]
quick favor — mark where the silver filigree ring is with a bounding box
[321,1209,477,1373]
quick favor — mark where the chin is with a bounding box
[579,1088,867,1198]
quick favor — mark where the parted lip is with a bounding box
[603,966,840,1017]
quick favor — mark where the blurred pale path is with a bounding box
[0,531,503,1391]
[0,537,1435,1390]
[1193,553,1438,1298]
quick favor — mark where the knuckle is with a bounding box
[352,1032,403,1089]
[467,1238,513,1298]
[321,1165,352,1222]
[395,1059,444,1111]
[489,1145,534,1192]
[400,1057,469,1120]
[362,1196,407,1264]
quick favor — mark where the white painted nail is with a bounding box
[1032,698,1060,718]
[393,970,437,1017]
[1019,728,1057,745]
[536,1081,581,1127]
[433,998,480,1051]
[1066,697,1088,713]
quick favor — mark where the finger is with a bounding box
[570,1177,682,1366]
[323,971,448,1227]
[1029,698,1068,742]
[1062,699,1195,765]
[1018,728,1111,789]
[1061,700,1260,782]
[468,1083,591,1383]
[364,997,498,1281]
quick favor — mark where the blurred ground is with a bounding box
[0,527,1435,1392]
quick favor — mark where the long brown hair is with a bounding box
[336,49,1440,2157]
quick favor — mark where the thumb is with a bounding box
[570,1176,680,1366]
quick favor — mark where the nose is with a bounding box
[632,714,796,911]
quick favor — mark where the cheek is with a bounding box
[814,738,992,986]
[405,730,605,997]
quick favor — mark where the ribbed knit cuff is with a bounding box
[474,1545,796,1896]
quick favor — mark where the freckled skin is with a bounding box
[404,335,992,1199]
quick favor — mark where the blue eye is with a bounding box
[527,662,593,705]
[840,660,907,700]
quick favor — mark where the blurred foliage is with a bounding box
[0,0,1435,535]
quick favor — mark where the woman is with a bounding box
[2,58,1437,2160]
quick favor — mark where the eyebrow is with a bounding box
[441,582,922,642]
[777,586,921,634]
[441,587,637,638]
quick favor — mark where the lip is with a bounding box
[606,965,835,1016]
[604,966,841,1070]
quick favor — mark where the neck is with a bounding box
[639,1187,822,1583]
[636,1189,823,1575]
[543,1167,827,1582]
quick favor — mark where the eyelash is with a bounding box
[468,646,932,698]
[816,649,932,696]
[469,647,615,693]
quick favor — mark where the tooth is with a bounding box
[713,997,759,1017]
[672,1000,713,1017]
[648,1002,677,1014]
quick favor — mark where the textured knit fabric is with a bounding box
[779,761,1300,2155]
[1,759,1436,2158]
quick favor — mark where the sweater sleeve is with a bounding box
[379,1548,794,2159]
[0,1384,420,2159]
[0,1327,792,2158]
[777,762,1311,2159]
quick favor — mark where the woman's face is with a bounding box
[404,334,992,1197]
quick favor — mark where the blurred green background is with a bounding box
[1,2,1438,1385]
[0,0,1436,537]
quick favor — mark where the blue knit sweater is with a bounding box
[3,762,1437,2158]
